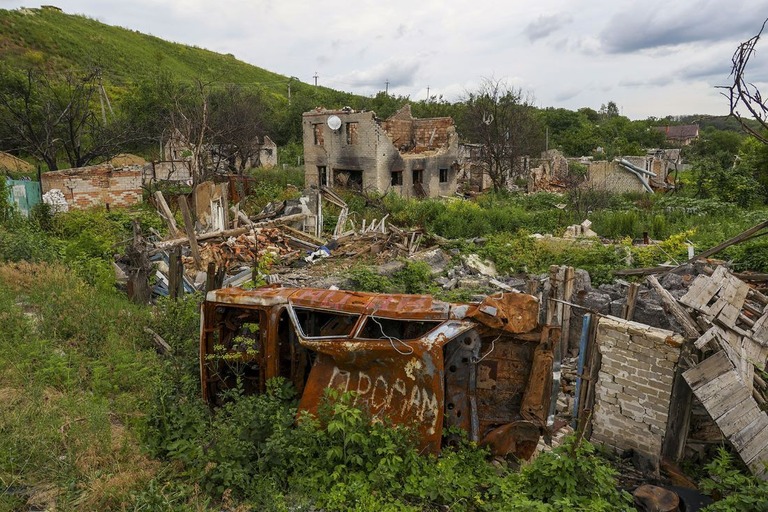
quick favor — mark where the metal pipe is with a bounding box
[617,161,654,193]
[619,158,657,177]
[572,313,592,428]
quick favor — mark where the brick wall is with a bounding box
[591,316,684,471]
[586,161,646,194]
[413,118,453,148]
[42,164,143,210]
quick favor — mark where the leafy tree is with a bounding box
[462,78,545,190]
[0,65,135,170]
[598,100,620,119]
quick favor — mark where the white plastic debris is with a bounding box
[42,189,69,213]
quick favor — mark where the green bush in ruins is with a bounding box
[700,448,768,512]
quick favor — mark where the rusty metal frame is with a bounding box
[200,286,552,459]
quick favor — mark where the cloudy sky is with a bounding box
[3,0,768,119]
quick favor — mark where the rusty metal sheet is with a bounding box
[200,286,551,459]
[467,293,540,334]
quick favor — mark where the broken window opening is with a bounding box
[313,123,324,146]
[293,307,360,338]
[277,308,315,395]
[205,306,264,404]
[439,168,449,183]
[391,170,403,186]
[333,169,363,190]
[412,169,424,184]
[359,317,441,341]
[318,166,327,187]
[346,122,359,145]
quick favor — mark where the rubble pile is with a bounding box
[191,228,297,272]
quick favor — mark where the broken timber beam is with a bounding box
[686,219,768,265]
[144,326,173,355]
[177,195,202,270]
[647,274,701,340]
[153,190,181,238]
[151,214,308,252]
[623,282,640,321]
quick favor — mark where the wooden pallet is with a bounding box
[683,351,768,478]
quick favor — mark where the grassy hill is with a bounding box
[0,6,336,101]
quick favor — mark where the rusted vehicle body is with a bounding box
[200,286,554,459]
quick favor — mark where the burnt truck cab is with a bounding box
[200,285,554,459]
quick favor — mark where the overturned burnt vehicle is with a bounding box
[200,286,554,459]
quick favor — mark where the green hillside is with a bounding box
[0,6,316,100]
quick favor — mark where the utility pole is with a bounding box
[313,72,318,87]
[426,85,430,101]
[385,79,389,94]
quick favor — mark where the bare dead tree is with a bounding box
[167,79,215,184]
[463,78,545,191]
[720,18,768,143]
[209,85,272,174]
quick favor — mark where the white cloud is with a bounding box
[3,0,766,118]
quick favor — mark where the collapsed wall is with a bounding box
[591,317,684,472]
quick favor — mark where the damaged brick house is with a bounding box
[302,105,460,198]
[41,163,142,210]
[528,150,676,194]
[161,129,278,174]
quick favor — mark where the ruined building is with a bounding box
[302,105,459,198]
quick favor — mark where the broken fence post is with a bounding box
[177,195,202,270]
[623,282,640,320]
[153,190,181,239]
[168,245,184,300]
[572,313,591,428]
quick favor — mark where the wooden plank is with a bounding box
[178,196,202,270]
[739,422,768,464]
[731,414,768,451]
[709,275,750,325]
[695,370,744,406]
[168,246,184,299]
[686,219,768,264]
[717,399,762,438]
[153,190,181,238]
[683,351,734,391]
[709,385,752,422]
[623,282,640,320]
[662,337,697,462]
[680,274,720,311]
[648,274,701,339]
[751,312,768,344]
[748,458,768,480]
[694,326,719,351]
[748,288,768,307]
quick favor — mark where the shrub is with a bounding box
[489,436,634,511]
[347,265,394,293]
[700,448,768,511]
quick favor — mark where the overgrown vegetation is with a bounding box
[2,179,768,509]
[699,448,768,511]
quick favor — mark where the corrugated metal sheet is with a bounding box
[5,179,41,217]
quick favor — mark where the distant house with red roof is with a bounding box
[653,124,699,146]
